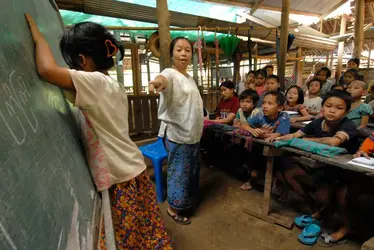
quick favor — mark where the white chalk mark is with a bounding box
[0,222,18,250]
[57,229,63,250]
[0,110,26,145]
[66,200,80,250]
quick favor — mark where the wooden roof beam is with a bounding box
[319,0,349,20]
[249,0,265,15]
[199,0,320,16]
[237,12,276,28]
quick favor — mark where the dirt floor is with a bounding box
[150,165,362,250]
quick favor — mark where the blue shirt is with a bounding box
[248,111,291,135]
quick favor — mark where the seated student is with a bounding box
[243,91,290,142]
[364,84,374,104]
[263,65,274,76]
[209,80,240,124]
[346,80,373,129]
[257,74,283,107]
[244,71,256,91]
[303,79,322,115]
[338,58,363,85]
[255,69,267,97]
[233,89,260,127]
[341,69,361,88]
[316,67,334,97]
[277,90,359,244]
[284,85,311,123]
[239,91,290,191]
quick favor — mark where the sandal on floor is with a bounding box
[240,182,253,191]
[294,215,320,228]
[317,233,348,247]
[298,224,321,246]
[167,209,191,225]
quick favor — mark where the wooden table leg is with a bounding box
[243,147,294,229]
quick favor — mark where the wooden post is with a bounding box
[278,0,290,91]
[368,40,373,68]
[329,51,334,69]
[146,58,151,82]
[337,15,347,80]
[354,0,365,58]
[114,32,124,84]
[193,51,199,85]
[325,53,329,66]
[296,47,303,87]
[130,43,141,96]
[156,0,171,70]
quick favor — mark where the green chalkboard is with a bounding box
[0,1,99,249]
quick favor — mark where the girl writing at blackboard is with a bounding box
[25,14,172,249]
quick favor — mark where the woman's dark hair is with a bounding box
[343,69,361,80]
[267,74,280,83]
[348,58,360,66]
[322,90,352,111]
[60,22,124,70]
[239,89,259,104]
[285,85,304,104]
[317,67,332,78]
[256,69,267,78]
[264,91,286,106]
[307,78,322,89]
[169,37,193,58]
[220,80,236,89]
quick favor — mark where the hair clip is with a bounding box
[105,39,118,57]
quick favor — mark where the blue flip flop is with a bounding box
[294,215,320,228]
[298,224,321,246]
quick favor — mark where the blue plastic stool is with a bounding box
[139,137,168,203]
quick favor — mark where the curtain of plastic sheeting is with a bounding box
[276,32,296,69]
[219,35,242,58]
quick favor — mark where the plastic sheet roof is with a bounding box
[61,10,230,43]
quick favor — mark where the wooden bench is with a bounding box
[128,92,221,141]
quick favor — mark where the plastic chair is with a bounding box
[139,137,168,203]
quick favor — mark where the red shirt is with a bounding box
[216,96,240,120]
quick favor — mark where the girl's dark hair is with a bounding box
[169,37,193,58]
[60,22,124,70]
[256,69,267,78]
[239,89,259,104]
[220,80,236,89]
[331,84,345,91]
[343,69,361,80]
[317,67,332,78]
[307,78,322,89]
[247,70,256,76]
[348,58,360,66]
[285,85,304,104]
[267,74,280,83]
[264,65,274,70]
[322,90,352,111]
[264,91,285,106]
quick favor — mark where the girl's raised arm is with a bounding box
[25,13,74,90]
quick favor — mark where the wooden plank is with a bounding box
[156,0,171,70]
[262,149,274,216]
[150,96,159,134]
[319,0,349,20]
[354,0,365,58]
[133,98,143,134]
[278,0,290,91]
[141,97,151,131]
[250,0,265,15]
[128,97,135,134]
